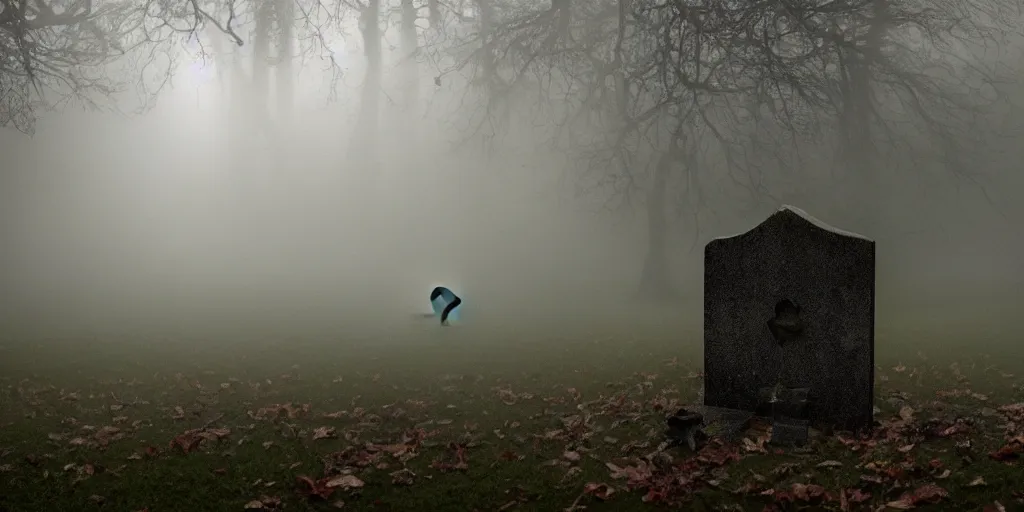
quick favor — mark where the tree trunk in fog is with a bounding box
[252,2,273,123]
[475,0,496,89]
[637,149,677,300]
[428,0,441,32]
[206,25,227,99]
[229,39,252,144]
[400,0,419,138]
[275,0,295,125]
[610,0,676,300]
[612,0,628,124]
[838,0,888,234]
[351,0,382,168]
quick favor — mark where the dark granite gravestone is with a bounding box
[703,205,875,432]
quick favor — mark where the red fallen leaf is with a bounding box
[583,482,615,500]
[886,483,949,509]
[765,488,793,503]
[697,442,742,466]
[641,487,668,503]
[453,443,468,465]
[296,475,335,500]
[430,442,469,472]
[205,427,231,438]
[789,483,826,501]
[884,465,907,480]
[983,502,1007,512]
[144,445,159,457]
[212,467,227,475]
[498,450,519,461]
[605,461,653,488]
[846,489,871,503]
[988,440,1023,462]
[170,433,202,454]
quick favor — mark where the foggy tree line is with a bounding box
[2,0,1022,297]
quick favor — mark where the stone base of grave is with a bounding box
[690,404,812,447]
[769,417,810,446]
[693,406,756,439]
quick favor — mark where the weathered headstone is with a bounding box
[703,205,875,432]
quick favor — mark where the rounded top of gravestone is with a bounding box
[710,204,873,243]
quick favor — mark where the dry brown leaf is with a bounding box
[312,427,337,440]
[325,474,364,490]
[899,406,915,422]
[582,482,615,500]
[390,468,416,485]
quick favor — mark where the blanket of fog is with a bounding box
[1,1,1022,340]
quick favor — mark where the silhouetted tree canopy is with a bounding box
[1,0,244,134]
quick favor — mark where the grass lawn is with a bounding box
[1,309,1022,512]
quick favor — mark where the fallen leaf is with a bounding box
[312,427,337,440]
[886,483,949,509]
[325,474,364,490]
[899,406,915,422]
[390,468,416,485]
[296,475,334,500]
[583,482,615,500]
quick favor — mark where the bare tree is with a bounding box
[0,0,245,134]
[250,0,273,123]
[276,0,296,123]
[347,0,382,169]
[426,0,1019,297]
[399,0,418,107]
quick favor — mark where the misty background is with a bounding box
[1,0,1022,343]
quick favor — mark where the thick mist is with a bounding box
[1,12,1022,344]
[0,82,658,340]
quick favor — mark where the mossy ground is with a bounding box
[0,310,1021,512]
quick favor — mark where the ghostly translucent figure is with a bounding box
[429,286,463,326]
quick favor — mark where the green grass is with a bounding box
[0,313,1022,512]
